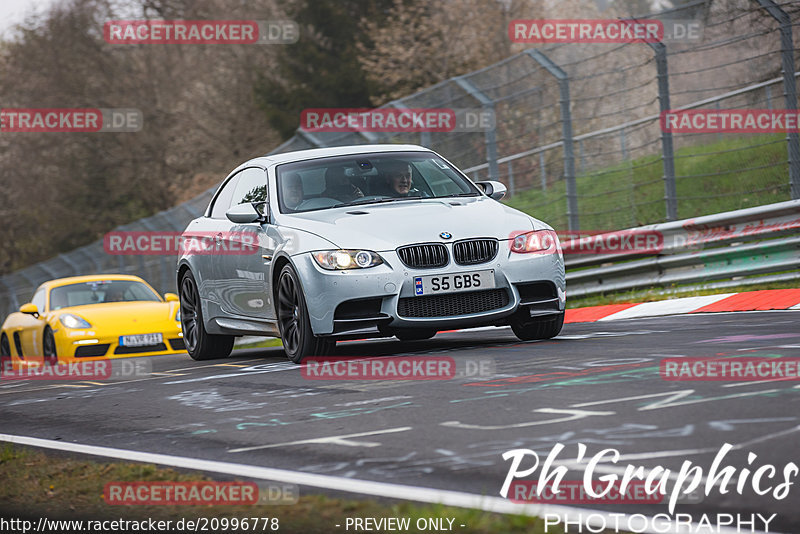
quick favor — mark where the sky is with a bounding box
[0,0,59,37]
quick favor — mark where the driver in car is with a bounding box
[283,172,305,210]
[380,160,422,197]
[105,286,125,302]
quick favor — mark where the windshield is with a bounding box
[49,280,161,310]
[276,151,480,213]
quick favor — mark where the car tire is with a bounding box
[1,334,10,357]
[43,326,58,365]
[276,264,334,364]
[394,329,437,342]
[180,270,234,361]
[510,311,564,341]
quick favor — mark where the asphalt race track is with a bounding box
[3,310,800,532]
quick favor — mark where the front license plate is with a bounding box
[119,333,163,347]
[414,270,494,296]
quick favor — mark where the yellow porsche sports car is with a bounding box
[0,274,184,362]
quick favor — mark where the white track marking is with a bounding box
[598,294,736,321]
[229,427,413,452]
[441,408,616,430]
[0,433,744,534]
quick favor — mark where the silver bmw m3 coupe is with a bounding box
[177,144,566,363]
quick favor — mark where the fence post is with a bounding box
[619,127,628,161]
[507,162,516,196]
[390,100,429,147]
[525,49,578,230]
[453,77,499,181]
[648,41,678,221]
[757,0,800,200]
[539,152,547,191]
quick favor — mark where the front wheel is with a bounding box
[180,271,234,360]
[510,312,564,341]
[43,327,58,365]
[1,334,11,357]
[276,264,334,364]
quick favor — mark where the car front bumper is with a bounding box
[293,244,566,337]
[56,323,185,360]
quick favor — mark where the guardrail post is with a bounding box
[648,41,678,221]
[757,0,800,200]
[525,49,578,230]
[453,77,499,182]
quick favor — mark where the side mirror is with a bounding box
[164,293,179,302]
[226,202,268,224]
[475,181,507,201]
[20,303,39,318]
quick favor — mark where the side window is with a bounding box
[231,168,268,206]
[210,174,241,219]
[32,288,46,312]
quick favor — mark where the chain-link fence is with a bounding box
[2,0,799,315]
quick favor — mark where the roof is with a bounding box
[40,274,148,289]
[255,144,432,166]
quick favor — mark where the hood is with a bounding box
[52,300,178,334]
[278,197,540,251]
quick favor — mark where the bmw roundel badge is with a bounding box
[440,232,452,239]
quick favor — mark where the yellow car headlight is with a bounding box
[59,313,92,329]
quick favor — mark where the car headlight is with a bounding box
[175,309,181,322]
[312,250,384,270]
[510,230,560,254]
[59,313,92,329]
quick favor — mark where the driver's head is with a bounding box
[105,285,125,302]
[381,161,412,196]
[283,172,304,208]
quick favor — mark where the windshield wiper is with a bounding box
[435,192,481,198]
[344,196,421,206]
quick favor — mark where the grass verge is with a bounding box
[0,444,595,534]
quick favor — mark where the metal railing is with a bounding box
[565,199,800,297]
